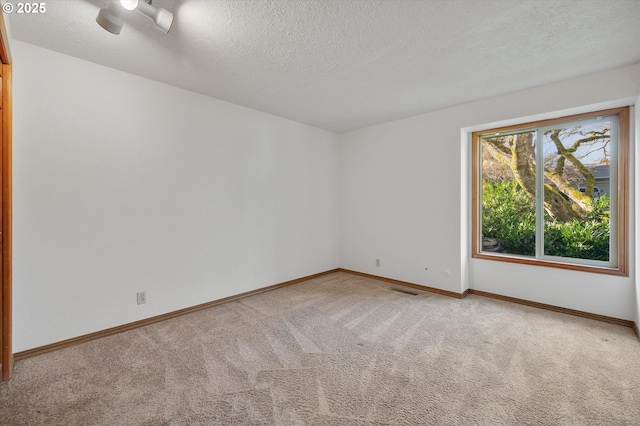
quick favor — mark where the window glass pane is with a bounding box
[541,121,612,261]
[480,131,536,256]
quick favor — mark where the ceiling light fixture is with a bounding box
[96,0,174,35]
[96,1,124,35]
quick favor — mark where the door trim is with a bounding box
[0,11,12,382]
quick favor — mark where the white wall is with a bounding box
[340,64,639,321]
[12,41,640,354]
[635,65,640,328]
[12,41,340,352]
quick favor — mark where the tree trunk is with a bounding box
[548,129,596,203]
[485,133,582,222]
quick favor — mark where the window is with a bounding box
[472,107,628,275]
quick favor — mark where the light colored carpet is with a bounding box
[1,272,639,425]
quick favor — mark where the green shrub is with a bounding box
[543,194,610,261]
[482,181,535,255]
[482,181,610,260]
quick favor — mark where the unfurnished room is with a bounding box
[0,0,640,424]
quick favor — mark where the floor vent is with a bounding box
[389,287,419,296]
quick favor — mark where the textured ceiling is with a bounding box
[7,0,640,133]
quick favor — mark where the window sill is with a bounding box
[472,252,628,277]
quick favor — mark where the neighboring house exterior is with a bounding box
[565,163,610,197]
[586,164,610,197]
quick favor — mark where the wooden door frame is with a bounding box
[0,12,12,382]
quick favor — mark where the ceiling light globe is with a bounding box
[154,8,173,33]
[135,1,174,33]
[120,0,138,11]
[96,3,124,35]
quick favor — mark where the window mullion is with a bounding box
[534,129,544,259]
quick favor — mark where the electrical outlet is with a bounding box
[376,259,380,267]
[137,291,146,305]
